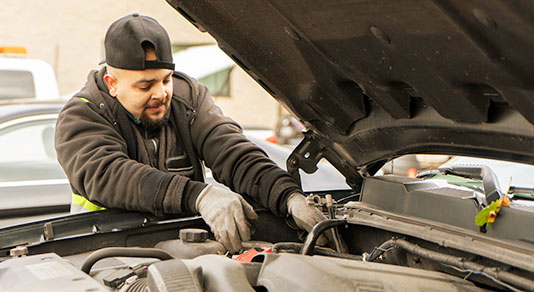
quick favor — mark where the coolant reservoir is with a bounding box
[155,228,226,259]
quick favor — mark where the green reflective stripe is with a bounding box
[79,97,90,103]
[71,193,106,212]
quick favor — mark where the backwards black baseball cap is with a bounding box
[101,13,175,70]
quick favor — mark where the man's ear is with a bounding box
[104,73,118,97]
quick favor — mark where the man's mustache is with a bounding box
[146,99,167,108]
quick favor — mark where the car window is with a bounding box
[0,118,65,182]
[0,70,36,99]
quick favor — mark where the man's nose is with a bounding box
[151,83,167,99]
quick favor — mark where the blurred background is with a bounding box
[0,0,288,129]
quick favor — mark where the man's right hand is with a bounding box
[287,193,333,246]
[195,185,258,253]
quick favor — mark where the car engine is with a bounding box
[1,187,533,292]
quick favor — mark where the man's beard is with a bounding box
[140,100,169,133]
[140,114,168,133]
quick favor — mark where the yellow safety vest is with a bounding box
[71,193,107,213]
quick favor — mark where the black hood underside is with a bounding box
[167,0,534,171]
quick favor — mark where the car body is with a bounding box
[274,114,304,145]
[0,48,60,100]
[1,1,534,292]
[0,101,70,221]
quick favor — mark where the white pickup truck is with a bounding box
[0,47,59,100]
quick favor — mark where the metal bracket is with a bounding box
[43,222,54,241]
[286,131,324,187]
[286,130,364,192]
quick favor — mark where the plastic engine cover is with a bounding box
[254,253,488,291]
[0,253,106,292]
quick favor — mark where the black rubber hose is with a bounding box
[314,247,363,261]
[81,247,174,274]
[367,239,534,292]
[301,219,346,256]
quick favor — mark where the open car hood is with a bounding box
[166,0,534,180]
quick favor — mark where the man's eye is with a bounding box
[139,86,150,91]
[163,79,171,84]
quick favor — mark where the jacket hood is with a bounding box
[167,1,534,174]
[75,68,121,117]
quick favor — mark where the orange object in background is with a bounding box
[265,135,277,144]
[0,46,27,55]
[407,168,417,178]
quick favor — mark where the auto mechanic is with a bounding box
[54,14,328,253]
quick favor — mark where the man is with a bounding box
[55,14,328,253]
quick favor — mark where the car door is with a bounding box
[0,113,71,220]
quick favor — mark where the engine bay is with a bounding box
[1,178,534,292]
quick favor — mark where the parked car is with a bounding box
[0,47,60,100]
[0,101,70,220]
[1,1,534,292]
[274,114,304,145]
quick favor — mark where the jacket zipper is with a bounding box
[190,109,197,125]
[152,139,158,153]
[143,128,158,167]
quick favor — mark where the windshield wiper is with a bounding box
[438,165,503,206]
[509,186,534,201]
[509,186,534,194]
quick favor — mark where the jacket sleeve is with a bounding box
[55,97,191,216]
[186,80,301,216]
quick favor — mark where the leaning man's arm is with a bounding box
[187,81,301,216]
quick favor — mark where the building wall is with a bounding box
[0,0,280,127]
[214,66,281,129]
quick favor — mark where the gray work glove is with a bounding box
[287,193,332,246]
[195,185,258,253]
